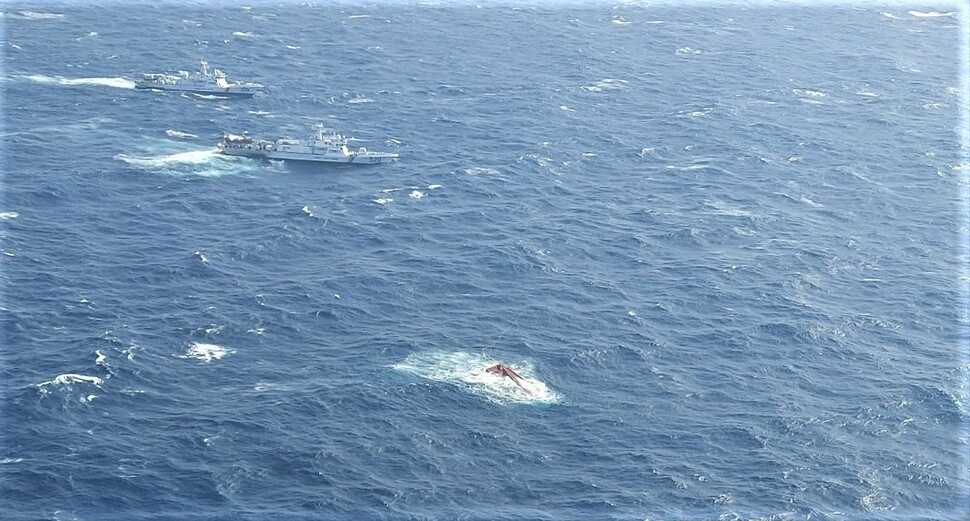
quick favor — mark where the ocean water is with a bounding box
[1,1,969,519]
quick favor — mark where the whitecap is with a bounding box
[0,211,18,220]
[801,196,823,207]
[8,11,65,20]
[165,129,198,139]
[393,351,560,405]
[907,10,954,18]
[302,205,314,217]
[581,78,628,92]
[427,184,442,190]
[374,197,393,205]
[409,190,424,199]
[464,166,500,176]
[232,31,255,37]
[37,374,103,392]
[181,342,233,363]
[347,97,374,104]
[285,44,301,50]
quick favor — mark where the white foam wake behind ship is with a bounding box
[134,59,263,97]
[218,124,399,164]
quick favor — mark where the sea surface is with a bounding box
[1,1,968,520]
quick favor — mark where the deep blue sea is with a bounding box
[1,1,969,519]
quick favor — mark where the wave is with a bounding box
[180,342,233,363]
[23,74,136,89]
[580,78,628,92]
[36,373,103,392]
[0,211,18,220]
[393,351,560,405]
[0,11,65,20]
[165,129,198,139]
[907,11,954,18]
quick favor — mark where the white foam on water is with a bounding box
[373,198,393,205]
[464,166,500,176]
[192,93,230,100]
[165,129,198,139]
[302,205,314,217]
[393,351,560,405]
[286,44,301,50]
[37,374,103,394]
[348,97,374,104]
[1,11,65,20]
[116,148,249,177]
[427,184,442,190]
[0,211,18,219]
[23,74,135,89]
[232,31,255,37]
[409,190,424,199]
[117,149,219,168]
[908,10,954,18]
[181,342,233,363]
[581,78,628,92]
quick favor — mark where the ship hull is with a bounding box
[134,84,259,97]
